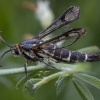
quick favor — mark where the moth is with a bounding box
[0,6,100,77]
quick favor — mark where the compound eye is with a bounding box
[15,49,19,55]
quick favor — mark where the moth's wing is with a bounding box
[42,24,71,42]
[39,28,86,48]
[34,6,80,39]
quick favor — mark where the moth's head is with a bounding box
[11,44,21,57]
[0,36,21,60]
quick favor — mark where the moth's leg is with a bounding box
[41,60,57,70]
[47,57,60,63]
[34,56,58,70]
[44,57,51,64]
[24,60,31,79]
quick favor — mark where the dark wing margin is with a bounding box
[34,6,80,39]
[41,28,86,44]
[39,28,86,48]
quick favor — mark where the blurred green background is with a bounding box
[0,0,100,100]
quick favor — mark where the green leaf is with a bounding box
[16,76,26,89]
[77,46,99,53]
[16,72,41,89]
[25,79,41,96]
[75,73,100,89]
[56,75,70,95]
[73,79,94,100]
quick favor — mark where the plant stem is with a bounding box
[34,70,74,88]
[0,62,89,76]
[0,64,46,75]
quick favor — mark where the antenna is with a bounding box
[0,36,14,60]
[0,36,13,47]
[0,49,12,60]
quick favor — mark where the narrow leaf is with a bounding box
[16,72,41,89]
[56,75,70,95]
[75,73,100,89]
[73,79,94,100]
[25,79,41,96]
[77,46,99,53]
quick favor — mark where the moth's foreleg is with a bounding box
[24,60,31,79]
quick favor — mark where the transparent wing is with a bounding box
[35,28,86,49]
[34,6,80,39]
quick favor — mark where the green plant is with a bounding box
[0,46,100,100]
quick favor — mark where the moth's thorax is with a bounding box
[18,39,43,51]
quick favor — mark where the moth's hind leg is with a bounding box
[34,56,58,70]
[47,57,60,63]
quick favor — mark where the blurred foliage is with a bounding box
[0,0,100,100]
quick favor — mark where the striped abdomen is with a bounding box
[42,44,100,62]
